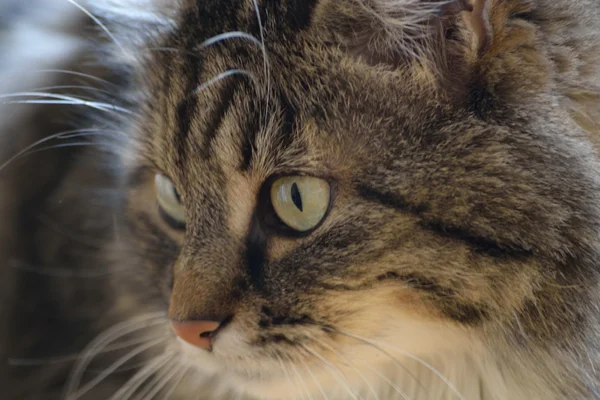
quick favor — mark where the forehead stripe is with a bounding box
[173,7,205,167]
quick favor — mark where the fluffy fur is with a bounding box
[2,0,600,399]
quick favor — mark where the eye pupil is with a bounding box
[270,175,331,233]
[291,182,303,212]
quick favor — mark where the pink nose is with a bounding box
[170,320,221,350]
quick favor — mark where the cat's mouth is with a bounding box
[168,315,319,372]
[172,322,281,374]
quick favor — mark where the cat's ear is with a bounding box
[461,0,493,56]
[317,0,495,67]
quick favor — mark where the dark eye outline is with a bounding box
[258,175,335,238]
[155,173,186,231]
[158,205,186,230]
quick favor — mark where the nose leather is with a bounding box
[170,320,221,350]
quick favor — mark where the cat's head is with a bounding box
[94,0,600,398]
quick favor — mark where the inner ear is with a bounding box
[442,0,493,57]
[463,0,492,55]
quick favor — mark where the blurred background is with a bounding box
[0,2,119,395]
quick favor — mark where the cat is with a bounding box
[2,0,600,399]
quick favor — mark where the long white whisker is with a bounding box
[63,313,167,399]
[24,141,111,155]
[328,328,465,400]
[197,31,264,50]
[0,92,132,114]
[276,355,305,400]
[301,358,329,400]
[9,334,166,367]
[151,368,188,400]
[302,345,360,400]
[309,336,380,400]
[32,85,114,97]
[53,131,125,141]
[291,361,315,400]
[0,70,115,94]
[7,142,121,168]
[70,337,167,400]
[35,69,118,88]
[3,100,109,107]
[195,69,259,95]
[320,326,428,396]
[111,352,175,400]
[0,128,123,173]
[146,32,263,65]
[133,358,180,400]
[161,365,190,400]
[354,360,412,400]
[66,0,129,57]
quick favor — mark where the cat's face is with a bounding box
[106,0,600,398]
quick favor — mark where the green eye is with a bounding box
[155,174,186,229]
[270,176,331,232]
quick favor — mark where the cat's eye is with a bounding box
[270,176,331,233]
[155,173,186,229]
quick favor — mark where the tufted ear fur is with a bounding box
[465,0,493,55]
[317,0,555,118]
[316,0,496,66]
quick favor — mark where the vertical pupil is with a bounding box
[291,183,303,212]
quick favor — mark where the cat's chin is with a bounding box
[174,338,317,399]
[172,338,287,395]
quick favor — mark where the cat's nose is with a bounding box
[170,320,221,350]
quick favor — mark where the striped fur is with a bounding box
[2,1,600,399]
